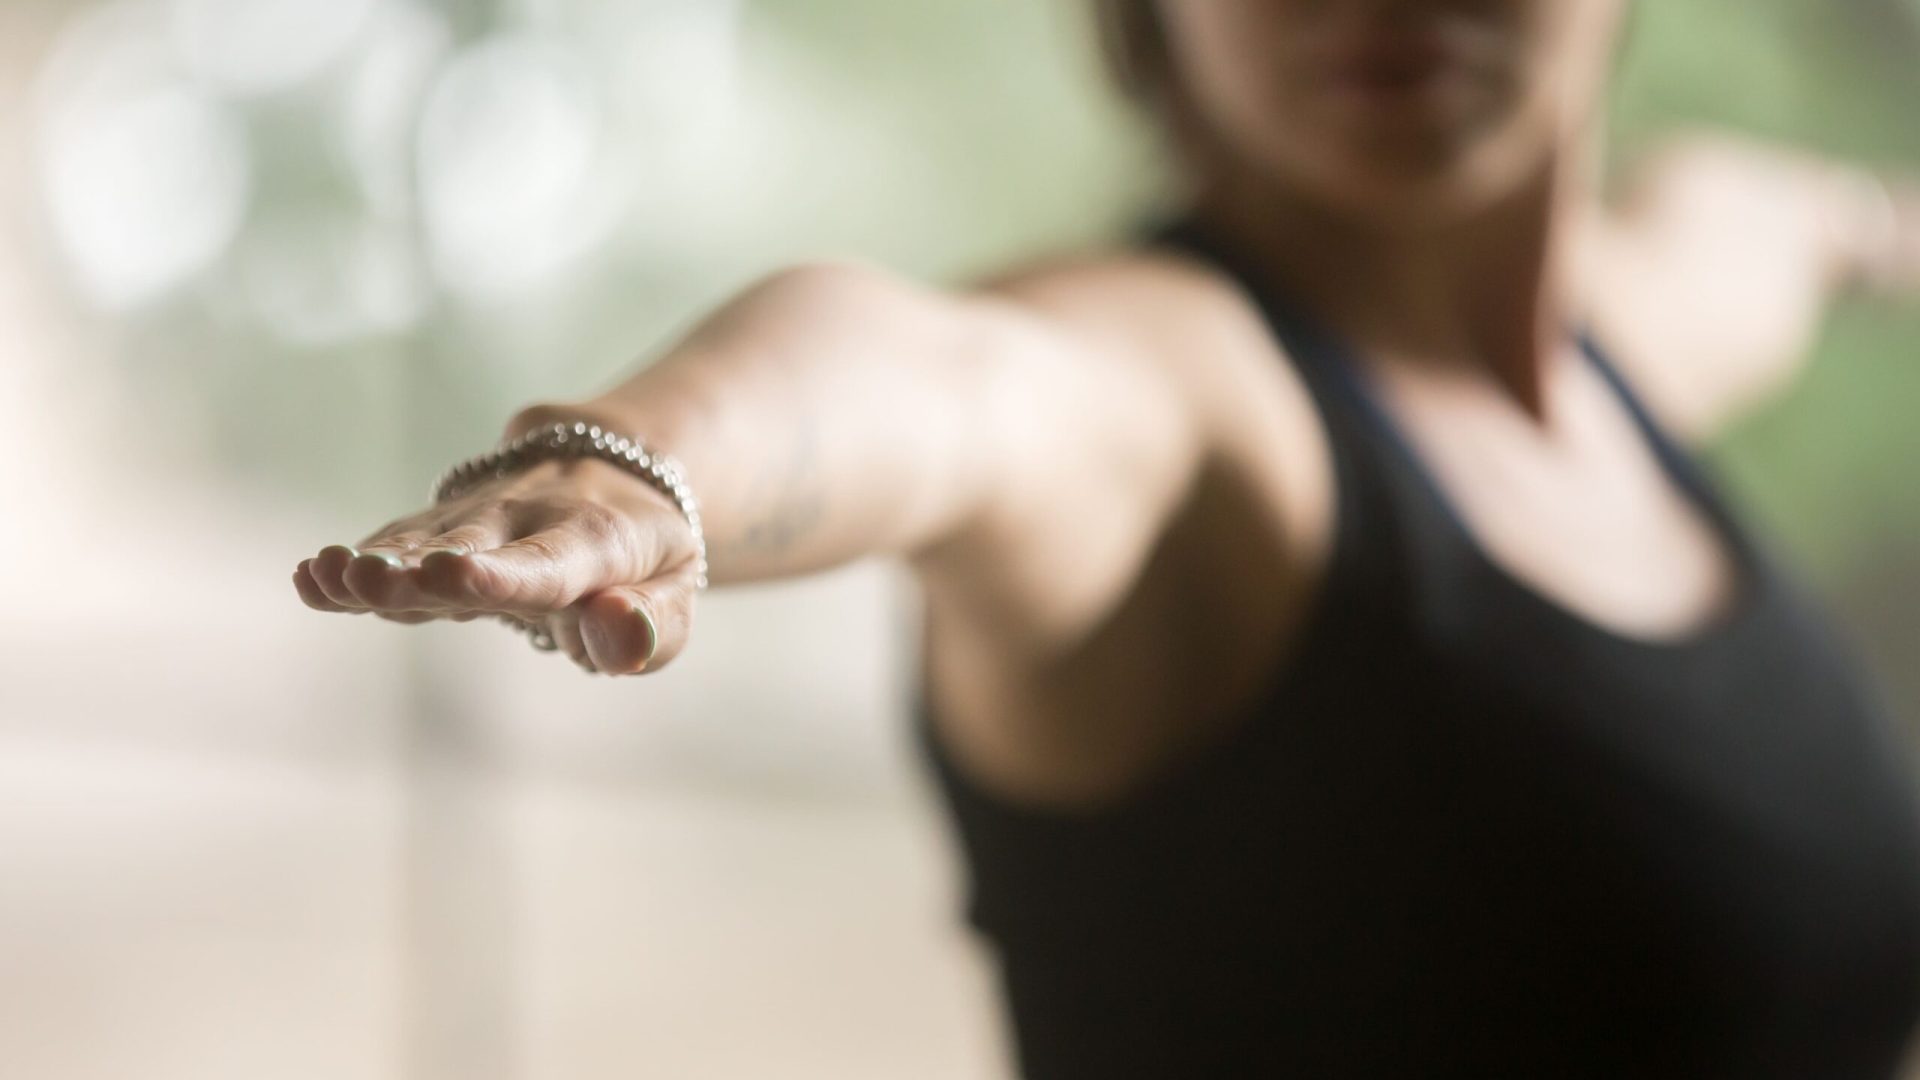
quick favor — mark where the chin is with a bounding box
[1269,126,1549,231]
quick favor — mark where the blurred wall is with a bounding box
[0,1,1914,1079]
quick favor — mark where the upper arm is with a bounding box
[906,254,1226,666]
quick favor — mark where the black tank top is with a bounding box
[916,216,1920,1079]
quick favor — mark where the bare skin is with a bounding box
[296,0,1920,811]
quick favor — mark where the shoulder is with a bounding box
[963,233,1337,537]
[970,237,1284,365]
[993,234,1336,487]
[916,237,1344,806]
[966,237,1330,454]
[921,232,1339,661]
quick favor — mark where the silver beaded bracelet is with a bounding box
[428,420,709,652]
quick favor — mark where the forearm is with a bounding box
[303,249,1207,675]
[505,262,1018,584]
[1580,133,1920,440]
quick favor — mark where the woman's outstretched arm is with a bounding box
[293,256,1210,675]
[1577,131,1920,441]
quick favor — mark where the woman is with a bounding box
[295,1,1920,1075]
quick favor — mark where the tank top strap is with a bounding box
[1138,213,1408,482]
[1138,213,1462,632]
[1140,216,1347,383]
[1573,326,1739,532]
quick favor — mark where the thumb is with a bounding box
[578,572,697,676]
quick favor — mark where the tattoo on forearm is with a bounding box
[720,413,827,559]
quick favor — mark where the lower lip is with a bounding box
[1326,61,1458,110]
[1322,35,1464,107]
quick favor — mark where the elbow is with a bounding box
[737,258,907,319]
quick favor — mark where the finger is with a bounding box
[374,610,438,625]
[346,515,514,611]
[293,559,353,613]
[425,507,664,614]
[310,544,368,608]
[578,568,697,675]
[340,548,428,609]
[546,608,598,674]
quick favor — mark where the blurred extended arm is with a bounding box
[1576,130,1920,442]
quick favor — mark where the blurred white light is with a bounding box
[170,0,379,97]
[38,87,250,311]
[236,210,426,347]
[34,0,174,114]
[417,36,614,299]
[334,0,450,219]
[33,1,251,310]
[580,0,762,256]
[600,0,743,137]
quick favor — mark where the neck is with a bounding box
[1192,144,1594,419]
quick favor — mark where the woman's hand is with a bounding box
[292,455,703,675]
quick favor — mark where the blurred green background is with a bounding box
[1609,0,1920,721]
[2,1,1915,1078]
[22,0,1920,707]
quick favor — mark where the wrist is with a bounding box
[442,415,711,588]
[1824,167,1915,296]
[506,376,716,456]
[503,400,645,443]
